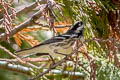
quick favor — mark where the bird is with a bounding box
[15,21,84,58]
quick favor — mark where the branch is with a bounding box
[43,69,85,77]
[0,57,49,63]
[0,61,32,75]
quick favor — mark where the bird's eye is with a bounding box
[79,21,83,26]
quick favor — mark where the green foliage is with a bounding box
[0,69,28,80]
[96,61,120,80]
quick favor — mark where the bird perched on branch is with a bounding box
[15,21,84,58]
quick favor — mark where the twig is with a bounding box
[23,57,49,62]
[1,0,15,38]
[0,45,25,63]
[0,57,49,63]
[0,1,43,24]
[78,63,90,74]
[0,4,48,42]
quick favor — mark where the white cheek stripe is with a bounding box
[75,25,83,33]
[55,36,66,39]
[71,34,77,38]
[77,25,83,31]
[62,34,71,36]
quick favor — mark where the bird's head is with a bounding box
[71,21,84,33]
[66,21,84,38]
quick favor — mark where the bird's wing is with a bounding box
[33,35,65,47]
[15,34,65,53]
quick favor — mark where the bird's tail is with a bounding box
[15,48,36,58]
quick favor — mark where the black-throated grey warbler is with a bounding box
[15,21,84,58]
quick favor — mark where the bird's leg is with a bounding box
[54,49,67,57]
[36,53,55,65]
